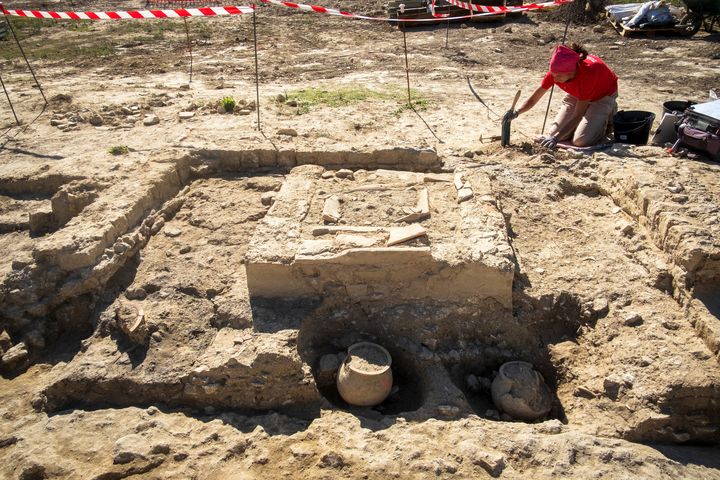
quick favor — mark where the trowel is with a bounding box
[501,90,521,147]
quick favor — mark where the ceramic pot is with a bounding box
[336,342,393,407]
[491,361,552,421]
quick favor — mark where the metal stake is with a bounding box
[4,14,47,105]
[402,29,411,107]
[253,5,261,131]
[541,4,573,134]
[0,73,20,125]
[183,17,193,83]
[445,19,450,49]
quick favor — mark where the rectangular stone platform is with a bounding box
[245,165,515,308]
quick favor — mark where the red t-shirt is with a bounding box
[541,54,618,102]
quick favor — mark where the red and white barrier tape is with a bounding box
[431,0,571,17]
[259,0,570,22]
[0,4,254,20]
[0,0,570,22]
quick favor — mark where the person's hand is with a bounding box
[503,110,519,121]
[537,134,558,149]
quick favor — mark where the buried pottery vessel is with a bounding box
[336,342,393,407]
[491,361,553,421]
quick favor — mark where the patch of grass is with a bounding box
[0,37,116,62]
[281,86,432,115]
[3,17,56,40]
[393,90,432,115]
[108,145,129,156]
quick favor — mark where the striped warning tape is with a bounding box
[258,0,571,22]
[0,0,570,22]
[0,4,255,20]
[434,0,572,16]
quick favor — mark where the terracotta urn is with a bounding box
[336,342,393,407]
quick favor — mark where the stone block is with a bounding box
[246,167,513,309]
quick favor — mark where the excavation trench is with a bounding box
[1,149,719,445]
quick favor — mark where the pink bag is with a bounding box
[678,125,720,160]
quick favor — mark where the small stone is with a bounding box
[179,111,195,119]
[592,297,609,316]
[493,48,503,53]
[624,313,643,327]
[466,374,480,393]
[143,115,160,126]
[484,409,500,420]
[151,332,162,342]
[151,443,171,455]
[19,463,46,480]
[88,114,103,126]
[173,452,189,461]
[536,419,563,434]
[113,434,151,464]
[463,150,474,159]
[436,405,461,418]
[335,169,354,179]
[573,385,596,399]
[592,25,605,33]
[316,353,341,386]
[126,287,147,300]
[113,242,130,254]
[318,451,346,469]
[150,218,165,235]
[603,375,623,399]
[611,206,621,214]
[667,184,684,193]
[277,128,298,137]
[503,26,512,33]
[1,342,28,368]
[535,267,545,274]
[261,191,277,206]
[457,187,473,202]
[321,171,334,179]
[616,220,634,236]
[473,451,506,477]
[164,227,182,238]
[0,330,12,353]
[146,406,160,415]
[179,245,192,254]
[661,320,680,330]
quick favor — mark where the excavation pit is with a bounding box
[305,339,426,417]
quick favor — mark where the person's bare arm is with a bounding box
[516,86,549,115]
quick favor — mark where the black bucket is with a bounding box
[662,100,696,116]
[613,110,656,145]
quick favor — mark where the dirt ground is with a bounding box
[0,1,719,479]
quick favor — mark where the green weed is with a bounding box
[221,96,236,112]
[108,145,129,155]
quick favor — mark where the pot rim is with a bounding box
[498,360,534,378]
[345,341,392,375]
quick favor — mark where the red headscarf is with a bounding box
[550,45,580,74]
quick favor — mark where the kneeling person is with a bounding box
[511,43,618,149]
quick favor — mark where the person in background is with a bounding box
[508,43,619,149]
